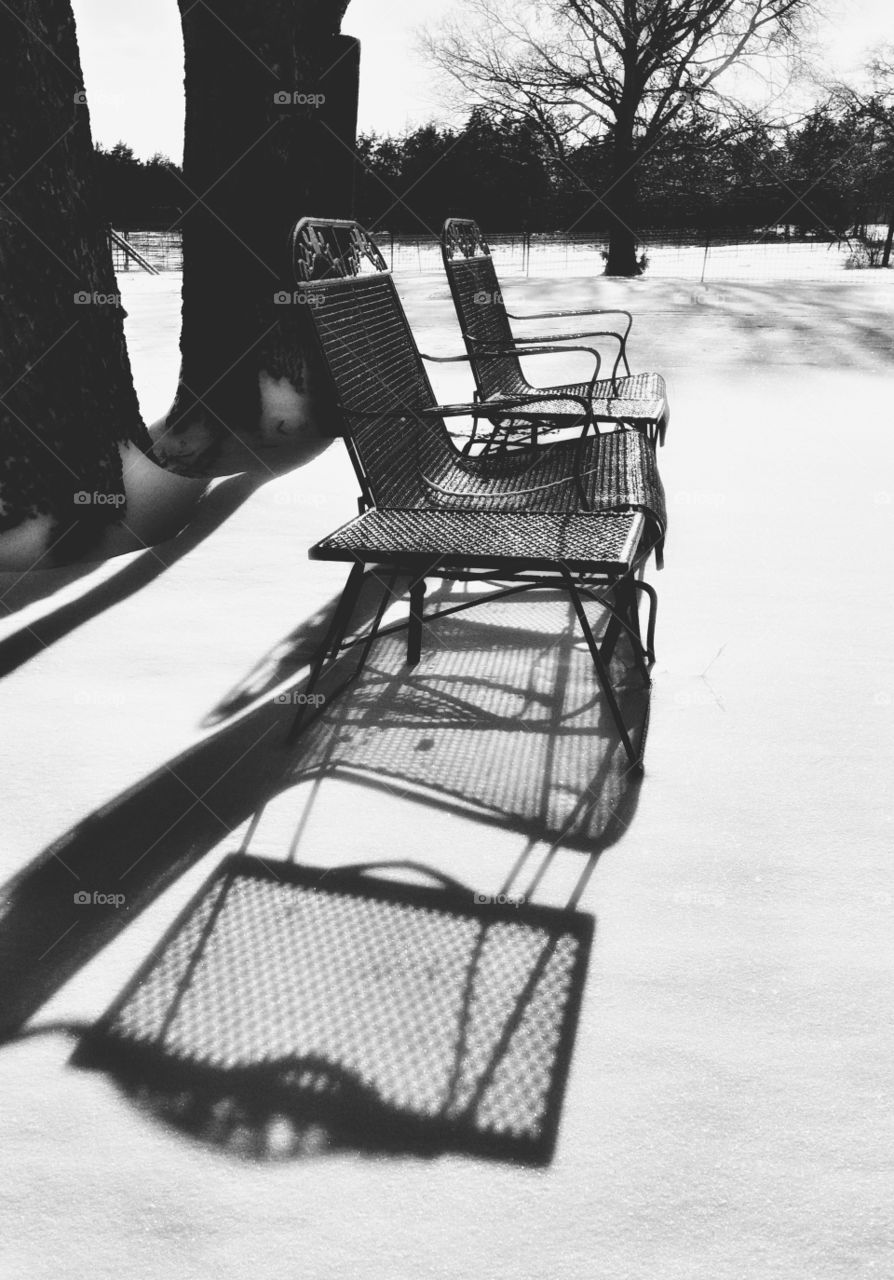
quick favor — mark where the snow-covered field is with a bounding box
[1,266,892,1280]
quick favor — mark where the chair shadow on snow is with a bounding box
[71,853,596,1166]
[1,581,650,1165]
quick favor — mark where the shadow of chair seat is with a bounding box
[72,854,595,1166]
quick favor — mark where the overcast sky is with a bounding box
[69,0,894,162]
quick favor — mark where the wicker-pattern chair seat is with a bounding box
[530,373,667,423]
[350,409,666,534]
[312,509,645,573]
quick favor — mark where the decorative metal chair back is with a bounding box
[291,216,389,280]
[441,218,529,401]
[291,217,461,509]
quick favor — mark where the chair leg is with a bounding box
[615,574,651,686]
[579,572,647,673]
[285,562,366,743]
[599,607,624,667]
[659,409,669,447]
[562,570,640,767]
[407,577,427,667]
[634,579,658,663]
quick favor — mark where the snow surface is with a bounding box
[0,266,893,1280]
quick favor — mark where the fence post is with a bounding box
[700,229,710,283]
[389,230,394,273]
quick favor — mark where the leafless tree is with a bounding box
[425,0,815,273]
[830,46,894,265]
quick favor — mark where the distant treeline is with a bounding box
[97,104,892,236]
[94,144,184,226]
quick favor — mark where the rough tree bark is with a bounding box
[155,0,359,477]
[604,88,642,277]
[0,0,152,565]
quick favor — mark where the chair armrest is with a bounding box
[510,329,621,345]
[507,310,633,381]
[422,342,605,396]
[429,392,594,419]
[507,306,633,336]
[507,327,627,381]
[342,391,594,421]
[418,351,478,364]
[466,339,606,392]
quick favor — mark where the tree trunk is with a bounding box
[604,136,642,277]
[882,213,893,269]
[0,0,151,564]
[155,0,359,478]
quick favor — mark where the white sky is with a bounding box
[69,0,894,162]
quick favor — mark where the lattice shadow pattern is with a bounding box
[288,589,649,849]
[74,856,593,1166]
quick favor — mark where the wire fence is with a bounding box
[111,228,184,273]
[111,224,891,282]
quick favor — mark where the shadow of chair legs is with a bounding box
[282,590,649,847]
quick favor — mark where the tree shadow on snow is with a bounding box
[0,473,261,679]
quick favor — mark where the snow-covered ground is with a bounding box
[1,266,892,1279]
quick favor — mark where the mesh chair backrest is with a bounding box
[291,218,458,508]
[441,218,527,400]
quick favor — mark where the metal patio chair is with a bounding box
[284,217,667,767]
[288,218,666,537]
[440,219,670,449]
